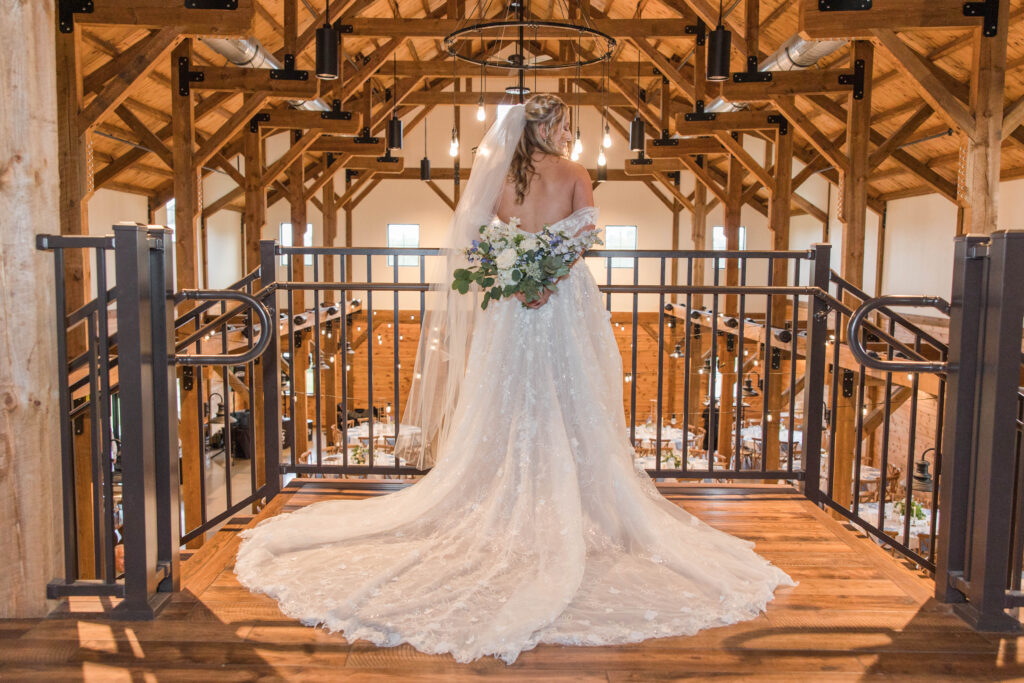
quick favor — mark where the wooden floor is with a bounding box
[4,480,1024,681]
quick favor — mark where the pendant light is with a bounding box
[476,62,486,121]
[706,0,732,82]
[387,54,404,149]
[315,0,339,80]
[601,61,612,149]
[449,57,460,157]
[629,47,645,152]
[420,105,431,181]
[571,44,583,161]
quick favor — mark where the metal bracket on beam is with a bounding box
[838,58,866,99]
[684,20,707,46]
[685,100,716,122]
[732,56,772,83]
[964,0,1000,37]
[352,135,381,144]
[334,22,355,33]
[184,0,238,8]
[819,0,871,9]
[58,0,93,33]
[321,99,353,120]
[181,366,194,391]
[270,54,309,81]
[841,369,855,397]
[376,152,401,163]
[629,155,654,166]
[766,114,789,135]
[177,57,205,97]
[249,112,270,132]
[652,136,679,147]
[346,169,360,182]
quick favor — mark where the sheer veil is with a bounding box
[394,104,528,470]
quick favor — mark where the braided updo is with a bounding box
[507,94,570,204]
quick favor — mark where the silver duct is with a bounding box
[200,37,331,112]
[704,36,848,113]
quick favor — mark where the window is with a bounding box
[387,224,420,267]
[712,225,747,269]
[605,225,638,268]
[164,199,176,242]
[280,222,314,265]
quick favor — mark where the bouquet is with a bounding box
[451,218,602,310]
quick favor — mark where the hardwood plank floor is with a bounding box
[3,480,1023,681]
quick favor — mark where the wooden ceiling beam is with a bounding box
[78,26,182,135]
[74,0,257,34]
[386,60,660,78]
[868,104,933,171]
[798,0,984,39]
[339,18,698,38]
[872,29,975,138]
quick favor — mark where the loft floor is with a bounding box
[2,481,1022,681]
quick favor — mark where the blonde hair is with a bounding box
[507,94,570,204]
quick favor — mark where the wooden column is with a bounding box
[666,201,681,418]
[323,172,339,445]
[962,4,1009,235]
[835,40,874,511]
[172,39,204,548]
[1,0,64,616]
[243,127,265,273]
[687,177,708,428]
[765,125,793,473]
[717,152,743,466]
[55,20,96,576]
[288,131,309,459]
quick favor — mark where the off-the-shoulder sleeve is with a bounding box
[565,206,599,233]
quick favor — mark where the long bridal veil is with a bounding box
[395,105,527,470]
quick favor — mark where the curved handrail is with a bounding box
[847,295,952,374]
[174,290,272,366]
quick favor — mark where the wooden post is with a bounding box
[323,171,339,445]
[717,152,743,466]
[688,176,708,427]
[962,4,1009,235]
[765,124,793,472]
[666,200,681,418]
[835,39,874,511]
[1,0,64,616]
[55,19,97,577]
[172,39,204,548]
[243,127,265,273]
[288,131,309,459]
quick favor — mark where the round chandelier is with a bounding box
[443,1,615,71]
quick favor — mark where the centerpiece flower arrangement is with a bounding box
[451,218,602,310]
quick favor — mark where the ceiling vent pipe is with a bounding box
[703,35,847,113]
[200,37,332,112]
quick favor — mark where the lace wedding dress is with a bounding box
[234,205,795,665]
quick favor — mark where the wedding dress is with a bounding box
[234,203,795,665]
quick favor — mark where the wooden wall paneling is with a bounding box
[55,22,97,577]
[172,39,205,549]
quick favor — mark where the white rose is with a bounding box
[521,235,539,251]
[495,247,517,269]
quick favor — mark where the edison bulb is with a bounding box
[449,137,459,157]
[572,136,583,156]
[570,148,580,161]
[602,131,612,148]
[476,104,486,121]
[597,149,607,166]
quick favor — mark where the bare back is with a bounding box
[495,154,594,234]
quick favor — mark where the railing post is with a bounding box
[112,224,171,619]
[800,243,831,504]
[260,240,282,499]
[935,234,989,605]
[147,226,180,593]
[957,231,1024,631]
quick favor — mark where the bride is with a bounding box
[235,94,794,665]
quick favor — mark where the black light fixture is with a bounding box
[387,54,404,149]
[669,343,683,359]
[706,0,731,82]
[913,449,936,492]
[742,374,760,397]
[420,124,431,181]
[315,0,339,80]
[629,47,645,151]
